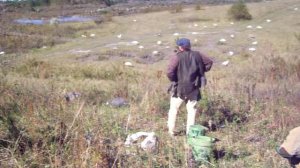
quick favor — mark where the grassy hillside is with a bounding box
[0,0,300,167]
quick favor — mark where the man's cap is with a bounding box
[176,38,191,48]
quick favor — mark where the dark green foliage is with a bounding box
[228,0,252,20]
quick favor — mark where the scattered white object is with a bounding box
[173,33,179,36]
[194,23,198,27]
[230,34,235,38]
[81,35,87,38]
[0,51,5,55]
[247,25,253,29]
[124,62,133,67]
[117,34,122,39]
[230,22,234,25]
[252,41,258,45]
[131,41,139,45]
[249,47,256,51]
[165,46,170,49]
[90,34,96,37]
[203,25,207,28]
[294,8,298,11]
[140,132,157,152]
[152,51,159,55]
[157,41,162,45]
[125,132,157,152]
[112,47,118,50]
[191,32,199,35]
[194,39,198,42]
[75,50,91,53]
[228,51,234,56]
[256,26,263,29]
[219,38,226,43]
[133,19,137,22]
[222,60,229,66]
[266,19,272,23]
[138,45,144,49]
[213,23,218,27]
[42,46,47,49]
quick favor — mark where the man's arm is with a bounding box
[166,55,179,82]
[199,52,213,72]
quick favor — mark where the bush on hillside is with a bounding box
[228,0,252,20]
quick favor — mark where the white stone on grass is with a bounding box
[42,46,47,49]
[0,51,5,55]
[249,47,256,51]
[131,41,139,45]
[247,25,253,29]
[90,34,96,37]
[173,33,179,36]
[152,51,159,55]
[266,19,272,23]
[252,41,258,45]
[222,60,229,66]
[124,62,133,67]
[256,26,263,29]
[219,38,226,43]
[228,51,234,56]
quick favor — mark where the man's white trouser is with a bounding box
[167,96,197,135]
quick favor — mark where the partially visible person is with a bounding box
[166,38,213,136]
[277,126,300,168]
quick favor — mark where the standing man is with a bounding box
[166,38,213,136]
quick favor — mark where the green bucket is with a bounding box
[188,125,208,138]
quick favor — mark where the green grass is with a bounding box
[1,0,300,167]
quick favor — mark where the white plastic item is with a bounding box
[140,132,157,151]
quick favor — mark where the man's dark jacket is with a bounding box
[167,50,212,101]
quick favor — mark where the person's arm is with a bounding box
[166,55,179,82]
[199,52,213,72]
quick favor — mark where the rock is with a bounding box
[124,61,133,67]
[252,41,258,45]
[228,51,234,56]
[222,60,229,66]
[131,41,139,45]
[152,51,159,55]
[256,26,263,29]
[65,92,81,102]
[249,47,256,51]
[107,97,128,107]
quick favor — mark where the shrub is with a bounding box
[195,4,202,11]
[170,4,183,14]
[228,1,252,20]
